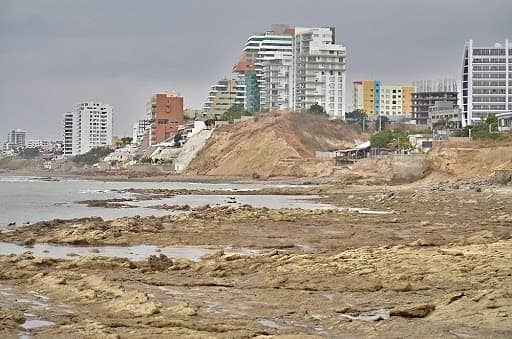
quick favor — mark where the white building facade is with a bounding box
[237,29,294,112]
[462,39,511,126]
[3,129,27,151]
[63,101,113,156]
[293,27,347,118]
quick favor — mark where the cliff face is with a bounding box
[185,112,363,178]
[426,141,512,178]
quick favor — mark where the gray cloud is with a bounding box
[1,0,510,139]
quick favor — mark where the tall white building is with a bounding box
[293,27,347,118]
[63,101,113,156]
[262,51,294,111]
[2,129,26,152]
[233,25,347,118]
[462,39,511,126]
[235,27,294,112]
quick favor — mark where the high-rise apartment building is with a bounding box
[353,81,414,119]
[2,129,27,152]
[63,101,113,156]
[231,25,347,118]
[145,92,184,145]
[293,27,346,118]
[462,39,511,126]
[234,26,294,113]
[202,79,245,117]
[412,80,458,127]
[132,119,151,145]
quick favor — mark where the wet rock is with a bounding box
[23,238,35,245]
[148,254,173,271]
[0,309,25,327]
[339,309,390,322]
[409,238,435,247]
[390,304,435,318]
[169,302,198,316]
[223,253,241,261]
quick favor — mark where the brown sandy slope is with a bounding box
[185,112,363,178]
[427,140,512,178]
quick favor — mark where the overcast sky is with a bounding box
[1,0,510,139]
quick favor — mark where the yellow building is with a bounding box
[353,80,414,118]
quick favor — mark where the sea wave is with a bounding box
[0,176,57,183]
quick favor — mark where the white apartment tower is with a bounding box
[293,27,347,118]
[237,27,294,112]
[462,39,511,126]
[262,50,294,111]
[63,101,113,156]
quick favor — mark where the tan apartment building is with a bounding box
[145,92,184,145]
[202,79,244,118]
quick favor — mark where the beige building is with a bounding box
[202,79,244,118]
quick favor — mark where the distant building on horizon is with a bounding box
[132,119,151,145]
[2,129,27,152]
[63,101,113,156]
[412,79,458,127]
[353,81,414,119]
[462,39,511,126]
[144,92,184,146]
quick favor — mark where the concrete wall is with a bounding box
[390,154,427,183]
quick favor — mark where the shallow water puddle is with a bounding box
[0,242,214,261]
[346,207,391,215]
[20,319,55,330]
[257,319,287,330]
[0,242,264,262]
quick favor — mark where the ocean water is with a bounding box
[0,175,332,229]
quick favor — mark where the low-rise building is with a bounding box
[428,101,463,129]
[408,134,433,152]
[497,111,512,132]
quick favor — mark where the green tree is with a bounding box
[307,104,326,114]
[72,147,114,165]
[370,129,412,151]
[219,104,251,122]
[375,115,389,131]
[346,109,368,132]
[486,113,498,132]
[19,148,41,159]
[433,116,449,130]
[121,137,133,145]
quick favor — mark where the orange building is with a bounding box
[145,92,184,145]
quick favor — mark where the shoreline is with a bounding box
[1,176,511,337]
[0,169,331,185]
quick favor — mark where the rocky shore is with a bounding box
[1,183,512,338]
